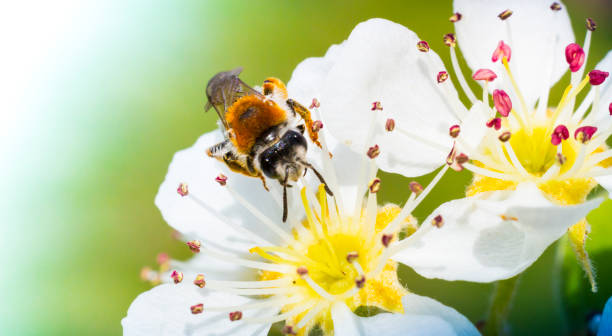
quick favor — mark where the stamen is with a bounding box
[204,296,298,313]
[437,71,449,83]
[487,118,502,130]
[309,98,320,109]
[586,18,597,31]
[385,118,395,132]
[368,178,381,193]
[575,126,597,143]
[301,274,335,301]
[449,45,478,104]
[416,41,430,52]
[443,33,456,48]
[498,9,513,20]
[215,174,228,186]
[186,240,202,253]
[498,131,511,142]
[371,101,383,111]
[502,58,530,123]
[229,311,243,321]
[492,41,511,63]
[194,274,206,288]
[550,2,562,11]
[503,142,530,176]
[381,165,449,235]
[565,43,585,73]
[472,69,497,82]
[493,90,512,117]
[367,145,380,159]
[551,125,569,145]
[226,185,294,245]
[170,270,183,284]
[449,125,460,138]
[242,300,316,325]
[463,162,518,181]
[295,301,328,329]
[409,181,423,195]
[177,183,189,196]
[589,70,609,86]
[449,12,462,22]
[191,303,204,314]
[200,246,293,273]
[432,215,444,228]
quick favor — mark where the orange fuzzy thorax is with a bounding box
[263,77,288,100]
[226,95,287,153]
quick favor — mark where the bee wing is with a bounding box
[205,67,263,130]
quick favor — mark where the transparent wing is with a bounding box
[204,67,263,130]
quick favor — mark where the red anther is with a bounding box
[565,43,585,72]
[346,251,359,263]
[381,234,393,247]
[368,178,381,193]
[432,215,444,228]
[589,70,609,86]
[472,69,497,82]
[493,89,512,117]
[556,153,567,165]
[312,120,324,132]
[456,154,469,165]
[417,41,430,52]
[170,270,183,284]
[498,131,511,142]
[437,71,449,83]
[229,311,243,321]
[190,303,204,314]
[492,41,512,63]
[551,125,569,145]
[309,98,320,109]
[449,124,460,138]
[215,174,228,186]
[177,183,189,197]
[186,240,202,253]
[586,18,597,31]
[409,181,423,195]
[550,2,562,11]
[367,145,380,159]
[449,12,462,22]
[443,34,456,47]
[486,118,502,131]
[371,101,383,111]
[282,326,297,335]
[574,126,597,143]
[355,275,366,289]
[296,266,308,276]
[498,9,513,20]
[385,118,395,132]
[446,144,468,171]
[609,102,612,116]
[156,253,170,265]
[194,274,206,288]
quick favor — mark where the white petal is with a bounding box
[165,253,255,283]
[331,294,479,336]
[454,0,575,108]
[288,18,464,177]
[596,174,612,195]
[122,284,271,336]
[592,50,612,121]
[155,131,287,251]
[393,183,603,282]
[287,43,344,107]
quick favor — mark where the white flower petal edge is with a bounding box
[591,50,612,121]
[288,18,466,177]
[331,294,480,336]
[454,0,574,108]
[392,183,603,282]
[122,284,271,336]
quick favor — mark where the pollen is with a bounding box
[249,185,414,335]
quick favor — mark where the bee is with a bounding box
[205,67,332,222]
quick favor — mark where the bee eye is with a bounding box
[296,124,305,134]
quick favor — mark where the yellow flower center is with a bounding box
[254,185,414,335]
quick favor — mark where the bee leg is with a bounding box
[282,167,290,222]
[207,139,231,158]
[258,174,270,192]
[286,99,322,148]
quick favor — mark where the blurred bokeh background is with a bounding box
[2,0,611,335]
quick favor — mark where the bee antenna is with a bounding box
[282,167,289,223]
[303,162,333,196]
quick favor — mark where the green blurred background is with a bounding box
[2,0,611,335]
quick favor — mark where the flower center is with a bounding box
[251,185,412,334]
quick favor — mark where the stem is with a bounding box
[483,274,521,336]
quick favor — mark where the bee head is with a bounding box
[259,130,308,184]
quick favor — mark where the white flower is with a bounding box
[287,1,608,284]
[122,123,480,335]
